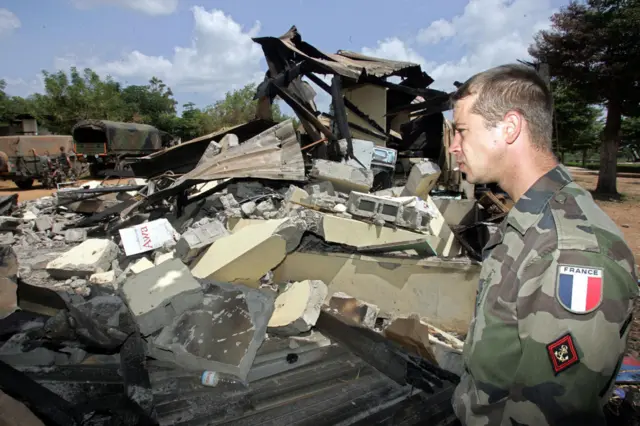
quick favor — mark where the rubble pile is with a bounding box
[0,26,505,426]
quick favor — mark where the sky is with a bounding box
[0,0,571,114]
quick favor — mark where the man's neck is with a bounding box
[499,152,558,203]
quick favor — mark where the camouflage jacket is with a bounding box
[453,165,638,426]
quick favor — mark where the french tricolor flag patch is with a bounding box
[557,265,604,314]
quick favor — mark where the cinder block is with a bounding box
[401,160,441,199]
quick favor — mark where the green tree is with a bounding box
[0,80,33,125]
[204,83,289,130]
[620,116,640,161]
[121,77,178,132]
[30,67,127,134]
[529,0,640,195]
[552,80,603,166]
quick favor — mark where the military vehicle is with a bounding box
[72,120,175,177]
[0,135,80,189]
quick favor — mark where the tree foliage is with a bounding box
[0,69,290,141]
[529,0,640,195]
[552,80,603,164]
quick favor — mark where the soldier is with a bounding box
[448,64,638,425]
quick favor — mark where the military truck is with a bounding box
[72,120,175,177]
[0,135,80,189]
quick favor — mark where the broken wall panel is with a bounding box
[273,251,480,334]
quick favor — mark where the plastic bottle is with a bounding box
[200,371,248,388]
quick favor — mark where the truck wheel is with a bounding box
[14,178,34,190]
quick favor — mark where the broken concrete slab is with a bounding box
[130,257,154,274]
[241,201,257,216]
[0,277,17,319]
[304,181,336,196]
[34,215,54,232]
[283,185,310,206]
[320,214,438,254]
[191,219,288,287]
[273,251,480,334]
[401,160,441,199]
[46,239,118,279]
[175,219,228,264]
[346,192,435,230]
[0,216,22,232]
[268,280,328,336]
[89,270,116,287]
[255,199,276,217]
[22,211,37,221]
[154,250,175,266]
[424,196,462,258]
[309,159,373,193]
[150,281,274,382]
[327,292,379,329]
[121,259,204,336]
[64,228,87,244]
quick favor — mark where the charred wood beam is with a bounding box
[330,75,365,168]
[254,61,305,100]
[386,94,452,117]
[271,82,334,141]
[0,359,81,425]
[305,72,386,135]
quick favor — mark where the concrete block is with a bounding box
[90,270,116,286]
[150,281,274,382]
[268,280,328,335]
[256,199,276,217]
[283,185,310,205]
[327,292,379,329]
[154,250,175,266]
[46,239,118,279]
[35,215,54,232]
[121,258,204,336]
[304,181,336,196]
[130,257,154,274]
[191,219,288,287]
[401,160,441,199]
[0,216,21,232]
[241,201,256,216]
[320,214,438,255]
[310,159,373,193]
[347,192,403,223]
[338,138,374,169]
[64,228,87,243]
[273,251,480,334]
[274,218,307,253]
[22,211,37,221]
[424,196,463,258]
[175,219,228,264]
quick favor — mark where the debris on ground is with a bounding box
[0,25,549,426]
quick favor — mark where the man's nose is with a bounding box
[449,133,461,154]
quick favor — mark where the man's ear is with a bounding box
[502,111,522,145]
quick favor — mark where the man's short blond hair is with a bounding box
[451,64,554,150]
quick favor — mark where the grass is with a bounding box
[564,162,640,173]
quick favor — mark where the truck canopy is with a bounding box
[72,120,170,155]
[0,135,75,158]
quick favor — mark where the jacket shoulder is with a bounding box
[548,182,636,278]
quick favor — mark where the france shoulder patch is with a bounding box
[556,264,603,314]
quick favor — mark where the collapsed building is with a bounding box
[0,27,525,425]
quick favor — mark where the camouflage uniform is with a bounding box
[453,165,639,425]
